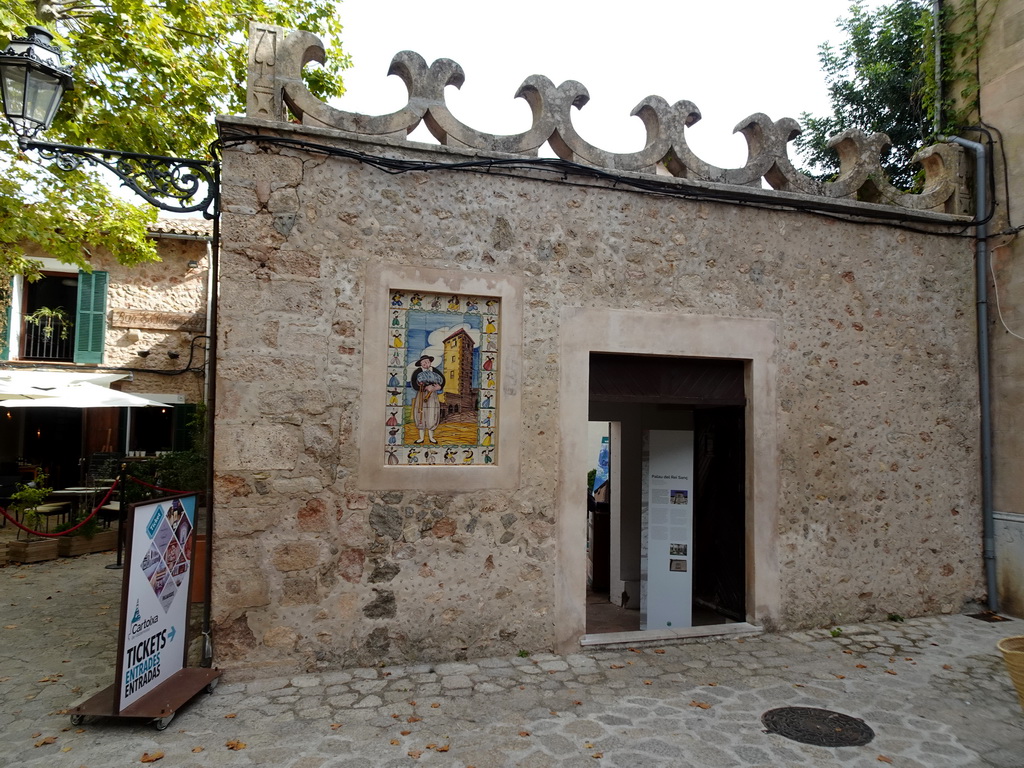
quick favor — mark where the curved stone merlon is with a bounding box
[246,23,968,215]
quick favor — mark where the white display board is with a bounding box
[117,494,197,710]
[645,430,694,629]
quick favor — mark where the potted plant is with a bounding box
[7,473,60,563]
[56,513,118,557]
[24,306,73,340]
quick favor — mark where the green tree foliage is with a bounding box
[795,0,933,190]
[0,1,350,277]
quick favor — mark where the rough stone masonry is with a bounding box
[208,24,982,677]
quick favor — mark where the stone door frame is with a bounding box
[555,308,781,650]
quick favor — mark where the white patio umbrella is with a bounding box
[0,371,127,399]
[0,382,170,408]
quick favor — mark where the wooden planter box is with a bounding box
[8,539,59,563]
[57,529,118,557]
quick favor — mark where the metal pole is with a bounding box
[942,134,997,612]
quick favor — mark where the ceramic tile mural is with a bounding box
[384,291,499,466]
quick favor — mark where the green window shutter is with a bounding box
[74,270,108,364]
[1,278,11,360]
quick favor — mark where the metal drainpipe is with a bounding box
[933,0,942,134]
[941,134,998,612]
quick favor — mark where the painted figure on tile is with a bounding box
[447,296,461,311]
[411,354,446,444]
[392,333,404,348]
[431,296,442,311]
[481,393,493,409]
[390,350,402,366]
[388,372,401,387]
[407,447,420,464]
[387,427,399,445]
[386,411,400,427]
[388,388,402,405]
[481,412,492,427]
[465,298,478,312]
[482,355,494,371]
[483,448,494,464]
[481,430,493,447]
[462,449,474,464]
[484,316,496,333]
[392,311,401,327]
[410,293,423,308]
[386,448,399,465]
[444,448,457,464]
[485,372,495,388]
[391,292,404,307]
[424,447,438,465]
[485,336,497,352]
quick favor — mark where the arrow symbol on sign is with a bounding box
[168,626,177,642]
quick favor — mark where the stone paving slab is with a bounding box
[3,553,1024,767]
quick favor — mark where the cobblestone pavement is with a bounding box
[3,552,1024,768]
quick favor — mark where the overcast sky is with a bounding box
[331,0,889,169]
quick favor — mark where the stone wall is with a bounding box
[213,115,983,675]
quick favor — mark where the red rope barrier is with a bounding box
[0,479,120,538]
[127,476,187,494]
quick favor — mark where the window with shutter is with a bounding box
[74,270,108,364]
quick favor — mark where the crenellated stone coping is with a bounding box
[246,23,967,216]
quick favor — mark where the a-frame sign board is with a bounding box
[70,494,220,729]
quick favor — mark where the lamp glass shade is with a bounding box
[0,27,73,141]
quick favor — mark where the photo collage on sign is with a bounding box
[385,291,499,466]
[139,498,193,613]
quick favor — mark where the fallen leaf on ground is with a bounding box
[885,670,897,675]
[400,730,411,736]
[4,625,16,629]
[519,731,531,737]
[390,739,400,745]
[60,746,71,752]
[549,710,558,715]
[330,723,343,730]
[192,747,204,753]
[140,752,164,762]
[654,649,665,654]
[592,752,604,758]
[408,749,422,758]
[629,648,643,654]
[75,729,84,734]
[585,742,594,748]
[877,756,894,764]
[225,740,246,750]
[436,744,450,752]
[430,702,440,708]
[609,664,624,669]
[425,743,437,749]
[31,732,41,738]
[793,684,805,688]
[34,736,56,747]
[224,713,236,718]
[834,674,846,679]
[408,700,416,706]
[407,716,422,723]
[856,664,868,669]
[706,682,718,687]
[643,680,653,685]
[391,713,399,719]
[574,700,583,706]
[943,664,953,670]
[689,701,712,709]
[38,675,62,682]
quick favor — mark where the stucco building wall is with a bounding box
[213,118,982,675]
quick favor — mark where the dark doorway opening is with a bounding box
[586,353,747,635]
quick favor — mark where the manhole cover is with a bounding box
[761,706,874,747]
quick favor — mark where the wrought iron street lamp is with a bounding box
[0,26,217,218]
